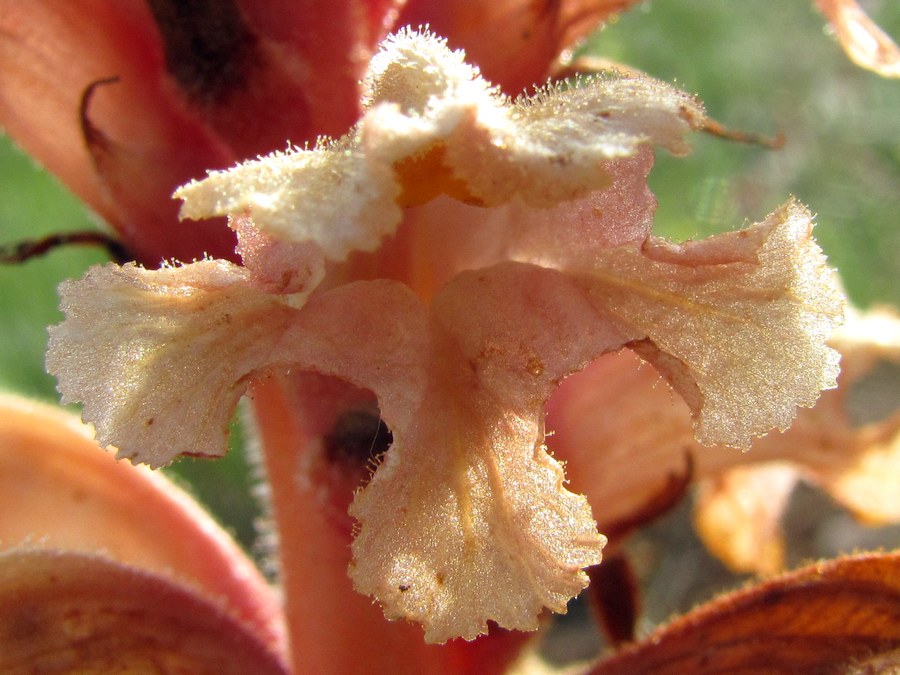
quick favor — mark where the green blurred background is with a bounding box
[1,0,898,661]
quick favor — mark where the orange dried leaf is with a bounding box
[0,395,286,655]
[814,306,900,524]
[591,551,900,674]
[0,550,288,674]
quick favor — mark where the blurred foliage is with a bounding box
[0,0,897,579]
[0,140,105,402]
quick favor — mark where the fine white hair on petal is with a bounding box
[174,28,705,260]
[361,26,499,114]
[45,261,296,468]
[175,134,402,262]
[575,199,845,449]
[350,262,618,643]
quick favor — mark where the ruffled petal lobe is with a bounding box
[577,201,844,448]
[350,263,619,642]
[46,260,297,468]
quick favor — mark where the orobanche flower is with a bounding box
[46,29,844,643]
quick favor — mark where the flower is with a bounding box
[43,28,844,644]
[2,2,899,673]
[0,0,630,266]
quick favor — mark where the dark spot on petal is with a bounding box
[526,356,545,377]
[435,572,445,586]
[145,417,155,426]
[398,584,410,592]
[323,406,393,468]
[146,0,260,104]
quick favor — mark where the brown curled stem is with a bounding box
[701,117,786,149]
[0,231,131,265]
[79,76,121,153]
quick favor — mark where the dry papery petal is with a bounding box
[0,550,287,674]
[775,305,900,525]
[0,395,285,656]
[817,0,900,78]
[590,551,900,675]
[550,308,895,577]
[572,199,844,449]
[350,262,621,643]
[822,426,900,524]
[46,260,426,468]
[46,260,295,468]
[175,28,703,261]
